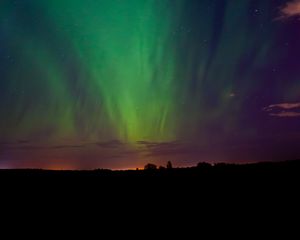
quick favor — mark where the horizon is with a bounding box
[0,159,298,171]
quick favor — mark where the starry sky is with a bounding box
[1,0,300,170]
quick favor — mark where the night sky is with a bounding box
[1,0,300,170]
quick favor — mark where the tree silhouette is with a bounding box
[144,163,157,170]
[197,162,212,170]
[167,161,173,169]
[159,166,166,170]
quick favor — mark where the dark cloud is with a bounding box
[95,140,124,148]
[17,140,31,144]
[0,142,85,150]
[0,140,31,146]
[137,140,203,157]
[269,112,300,117]
[8,145,46,150]
[50,145,85,149]
[137,140,181,149]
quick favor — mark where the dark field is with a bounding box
[1,160,299,211]
[1,160,299,184]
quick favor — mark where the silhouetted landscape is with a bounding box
[1,160,299,179]
[1,160,299,204]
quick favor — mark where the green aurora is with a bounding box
[1,0,184,142]
[1,0,300,169]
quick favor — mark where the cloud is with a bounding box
[0,140,31,146]
[265,102,300,110]
[137,140,204,157]
[278,0,300,20]
[50,145,85,149]
[263,102,300,117]
[137,140,180,149]
[269,112,300,117]
[0,140,87,151]
[95,140,124,148]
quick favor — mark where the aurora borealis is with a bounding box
[1,0,300,169]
